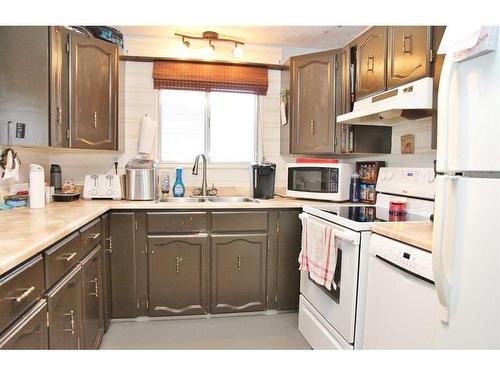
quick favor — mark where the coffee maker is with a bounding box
[250,162,276,199]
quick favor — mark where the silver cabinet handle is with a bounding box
[310,120,315,135]
[89,232,100,240]
[60,252,77,262]
[63,310,75,334]
[237,255,241,271]
[402,33,411,54]
[176,256,182,274]
[88,278,99,298]
[57,107,62,125]
[93,112,97,128]
[367,55,375,72]
[7,286,35,303]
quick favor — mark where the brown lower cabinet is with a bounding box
[80,246,104,349]
[211,233,267,313]
[148,234,209,316]
[109,212,137,318]
[276,211,302,310]
[46,266,82,349]
[0,300,49,349]
[101,213,112,331]
[108,209,302,318]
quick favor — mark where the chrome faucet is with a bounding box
[192,154,208,196]
[192,154,218,197]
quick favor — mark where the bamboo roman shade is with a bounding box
[153,61,268,95]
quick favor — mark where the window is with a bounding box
[160,90,257,163]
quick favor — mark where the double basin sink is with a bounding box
[158,196,259,204]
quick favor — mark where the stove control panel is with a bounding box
[376,167,435,199]
[369,233,434,282]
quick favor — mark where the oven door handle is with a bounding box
[299,213,360,245]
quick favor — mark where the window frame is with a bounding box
[158,90,259,165]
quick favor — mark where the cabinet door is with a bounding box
[291,51,336,154]
[340,44,352,115]
[81,246,104,349]
[70,34,118,149]
[101,214,112,331]
[356,26,387,99]
[0,26,49,146]
[211,234,267,313]
[277,211,302,310]
[148,235,209,316]
[46,266,82,349]
[110,212,137,318]
[49,26,70,147]
[0,300,48,350]
[387,26,432,89]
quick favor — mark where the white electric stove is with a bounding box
[298,167,436,350]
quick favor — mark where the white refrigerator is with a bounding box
[432,26,500,349]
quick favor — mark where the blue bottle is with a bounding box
[349,173,361,203]
[173,167,186,197]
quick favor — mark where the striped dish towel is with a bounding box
[298,214,339,291]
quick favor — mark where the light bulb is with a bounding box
[232,44,244,58]
[203,42,215,58]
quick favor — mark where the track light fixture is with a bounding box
[175,31,245,58]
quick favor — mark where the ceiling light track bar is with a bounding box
[174,32,245,45]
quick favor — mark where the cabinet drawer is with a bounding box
[211,211,268,232]
[45,232,81,288]
[0,255,45,334]
[80,218,102,256]
[147,212,208,233]
[0,299,49,349]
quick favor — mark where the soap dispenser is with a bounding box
[172,167,186,197]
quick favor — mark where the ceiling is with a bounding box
[117,26,367,49]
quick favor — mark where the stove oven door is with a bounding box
[299,213,361,345]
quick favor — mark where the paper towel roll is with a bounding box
[29,164,45,209]
[138,115,157,155]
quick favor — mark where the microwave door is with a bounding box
[289,167,337,193]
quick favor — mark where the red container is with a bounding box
[389,199,407,216]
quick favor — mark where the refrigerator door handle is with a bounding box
[432,175,458,323]
[435,54,456,173]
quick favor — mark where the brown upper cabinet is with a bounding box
[355,26,388,100]
[70,33,118,149]
[0,27,50,146]
[353,26,434,99]
[0,26,118,149]
[50,26,71,148]
[387,26,432,89]
[290,50,340,154]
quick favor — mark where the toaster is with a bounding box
[83,174,123,200]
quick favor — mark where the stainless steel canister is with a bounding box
[125,159,157,200]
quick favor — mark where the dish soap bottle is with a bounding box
[172,167,186,197]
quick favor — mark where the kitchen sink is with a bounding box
[158,197,206,203]
[157,196,259,203]
[206,197,259,203]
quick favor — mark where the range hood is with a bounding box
[337,77,433,126]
